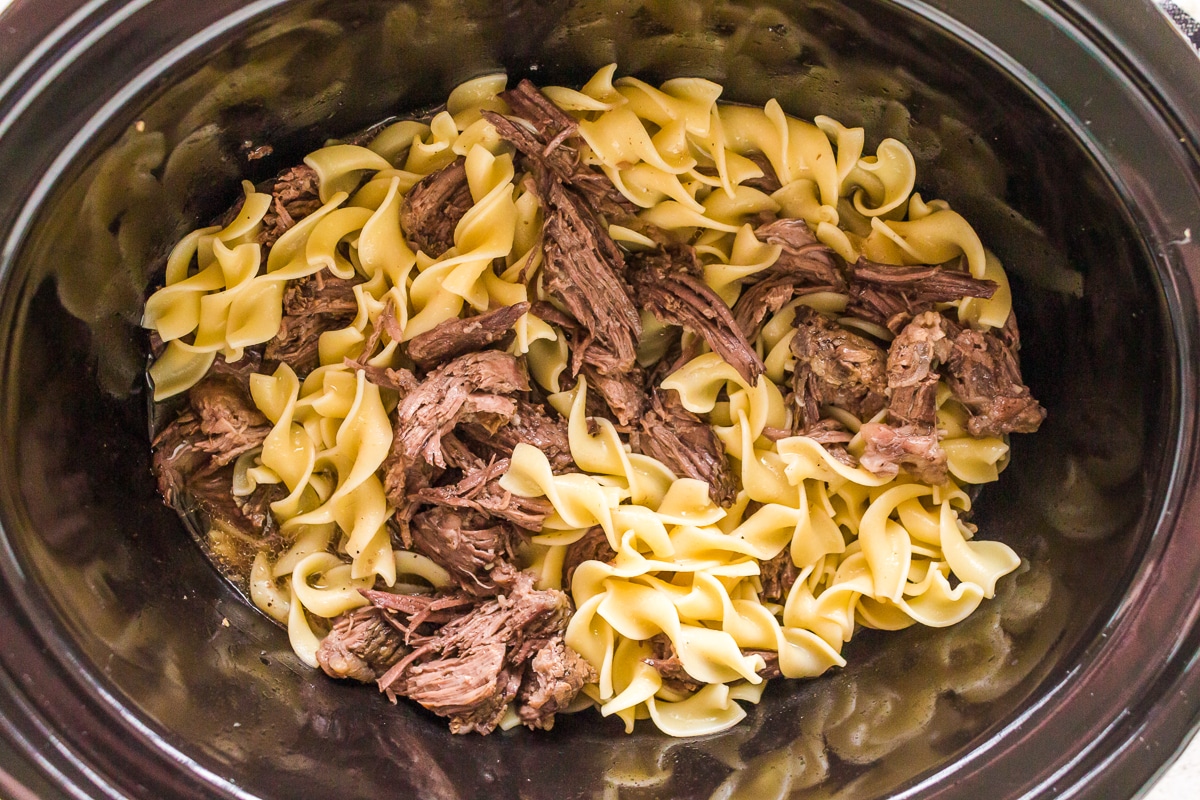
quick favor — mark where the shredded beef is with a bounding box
[885,311,953,428]
[755,219,846,290]
[259,165,323,249]
[382,351,529,506]
[860,311,953,484]
[859,423,947,484]
[187,374,272,467]
[537,177,641,375]
[945,324,1046,436]
[580,364,646,427]
[407,302,529,369]
[457,399,574,473]
[630,390,738,507]
[847,257,997,333]
[629,248,764,385]
[486,80,634,221]
[400,157,474,257]
[377,571,575,734]
[758,549,800,605]
[743,152,783,194]
[643,635,704,696]
[317,605,408,682]
[790,306,888,431]
[516,636,597,730]
[413,455,553,531]
[266,271,362,374]
[561,527,616,588]
[283,272,360,316]
[151,371,272,534]
[408,506,523,596]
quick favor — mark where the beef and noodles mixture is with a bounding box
[144,67,1044,737]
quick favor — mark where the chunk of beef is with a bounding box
[377,571,574,734]
[152,371,273,537]
[413,455,553,532]
[536,177,641,375]
[642,635,703,696]
[152,412,207,507]
[860,311,953,483]
[755,219,846,290]
[758,549,800,605]
[580,364,646,428]
[945,325,1046,436]
[317,605,408,683]
[457,399,574,473]
[407,302,529,369]
[561,527,616,588]
[382,351,529,506]
[485,80,635,221]
[188,374,272,468]
[846,257,997,333]
[408,506,523,596]
[400,157,474,257]
[283,272,360,316]
[733,277,839,343]
[517,636,597,730]
[859,423,947,484]
[266,271,362,374]
[362,589,477,640]
[885,311,954,428]
[629,248,764,385]
[742,152,783,194]
[259,165,323,249]
[789,306,888,431]
[630,390,739,507]
[787,418,858,467]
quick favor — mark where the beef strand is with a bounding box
[400,157,474,258]
[407,302,529,369]
[630,390,739,507]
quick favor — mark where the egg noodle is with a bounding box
[143,65,1022,737]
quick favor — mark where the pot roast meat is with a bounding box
[407,301,529,369]
[317,605,408,683]
[733,220,840,341]
[755,218,846,291]
[259,165,323,249]
[580,364,646,428]
[790,306,888,431]
[282,271,361,317]
[400,157,474,258]
[758,549,800,605]
[377,570,576,734]
[561,527,616,588]
[408,506,523,596]
[538,177,642,376]
[187,373,272,468]
[457,398,574,473]
[859,422,947,484]
[860,311,953,484]
[846,257,997,333]
[486,80,635,221]
[412,455,554,532]
[629,249,764,386]
[382,351,529,506]
[516,636,597,730]
[630,390,739,508]
[945,324,1046,436]
[266,271,363,374]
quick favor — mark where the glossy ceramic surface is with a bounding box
[1,1,1199,798]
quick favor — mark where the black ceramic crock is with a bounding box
[2,1,1200,798]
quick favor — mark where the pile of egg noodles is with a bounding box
[143,65,1022,737]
